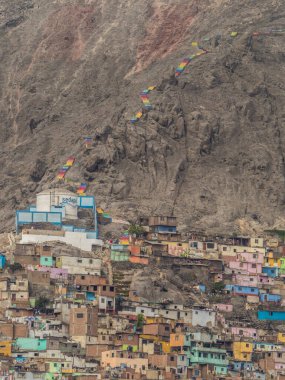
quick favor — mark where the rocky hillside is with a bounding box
[0,0,284,233]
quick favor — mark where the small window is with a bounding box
[81,276,85,280]
[77,259,82,263]
[278,353,282,358]
[252,264,256,268]
[255,239,258,244]
[89,259,93,264]
[223,247,227,251]
[110,286,114,292]
[77,313,84,318]
[246,344,249,348]
[251,288,255,292]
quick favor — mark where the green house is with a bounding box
[111,249,130,261]
[280,258,285,275]
[15,338,47,351]
[189,346,228,374]
[47,362,62,373]
[40,256,53,267]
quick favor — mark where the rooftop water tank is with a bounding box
[36,188,78,220]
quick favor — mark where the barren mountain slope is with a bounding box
[0,0,284,233]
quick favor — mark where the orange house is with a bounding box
[0,340,12,356]
[170,333,185,350]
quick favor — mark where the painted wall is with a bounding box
[258,310,285,321]
[21,231,103,252]
[40,256,53,267]
[15,338,47,351]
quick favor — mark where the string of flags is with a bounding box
[130,42,208,123]
[76,183,87,196]
[56,157,75,180]
[175,42,208,77]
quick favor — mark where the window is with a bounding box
[203,353,208,358]
[45,258,48,261]
[110,286,114,292]
[101,298,105,303]
[165,326,170,331]
[246,344,249,348]
[251,288,255,292]
[81,276,85,280]
[223,247,227,251]
[278,353,282,358]
[19,282,24,286]
[252,264,256,268]
[170,356,174,361]
[34,353,39,357]
[102,335,106,341]
[77,313,84,318]
[103,286,106,291]
[77,259,82,263]
[253,254,257,258]
[255,239,258,244]
[250,278,254,281]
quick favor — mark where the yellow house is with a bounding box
[264,251,281,267]
[160,340,171,354]
[233,342,253,361]
[139,334,160,343]
[277,333,285,343]
[0,340,12,356]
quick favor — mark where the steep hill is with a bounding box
[0,0,284,233]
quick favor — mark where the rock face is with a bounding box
[0,0,284,233]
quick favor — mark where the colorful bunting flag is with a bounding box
[76,183,87,195]
[56,157,75,180]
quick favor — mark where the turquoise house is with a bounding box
[0,254,6,269]
[258,310,285,321]
[189,346,228,375]
[40,256,53,267]
[15,338,47,351]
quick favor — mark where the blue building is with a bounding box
[258,310,285,321]
[225,285,259,296]
[0,254,6,269]
[16,189,98,237]
[262,266,279,278]
[259,293,281,303]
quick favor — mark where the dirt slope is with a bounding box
[0,0,284,233]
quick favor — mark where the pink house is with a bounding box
[39,267,68,279]
[229,261,262,275]
[233,274,258,286]
[231,327,258,339]
[258,275,274,284]
[237,251,264,264]
[213,304,233,313]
